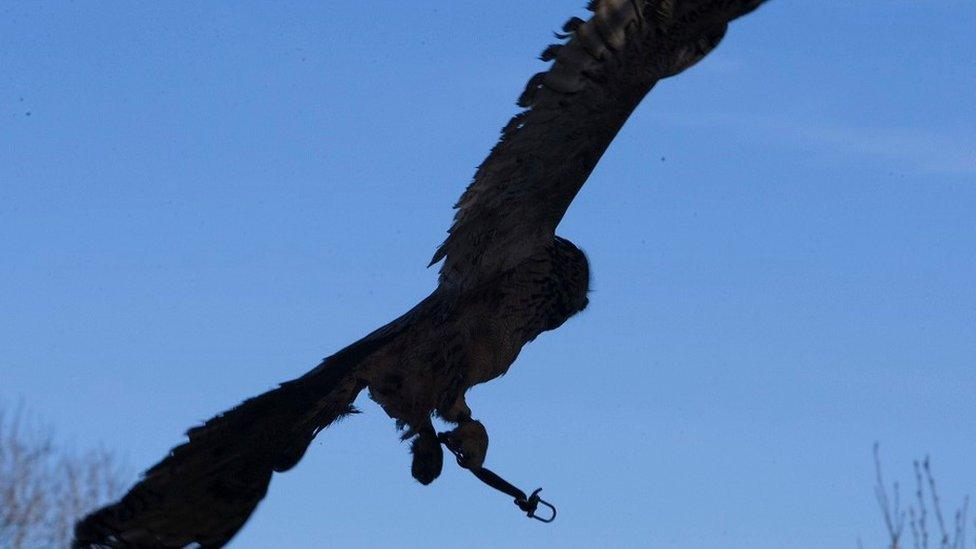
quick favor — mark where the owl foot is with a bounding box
[410,428,443,485]
[439,418,488,470]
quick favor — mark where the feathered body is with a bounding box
[75,1,767,547]
[364,238,589,423]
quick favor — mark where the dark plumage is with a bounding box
[74,1,768,547]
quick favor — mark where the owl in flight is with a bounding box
[75,1,768,546]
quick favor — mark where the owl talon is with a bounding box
[410,430,443,484]
[439,419,488,470]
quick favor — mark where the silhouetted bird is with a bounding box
[75,1,768,546]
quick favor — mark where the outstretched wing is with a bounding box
[431,0,767,286]
[73,296,435,548]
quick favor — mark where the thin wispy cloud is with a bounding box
[801,123,976,176]
[652,111,976,177]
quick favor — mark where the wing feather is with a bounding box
[73,295,436,548]
[431,0,767,286]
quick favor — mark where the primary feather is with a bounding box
[432,0,766,287]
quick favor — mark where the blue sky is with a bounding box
[2,1,974,547]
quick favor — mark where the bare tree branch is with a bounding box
[875,442,906,549]
[0,400,126,548]
[872,446,970,549]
